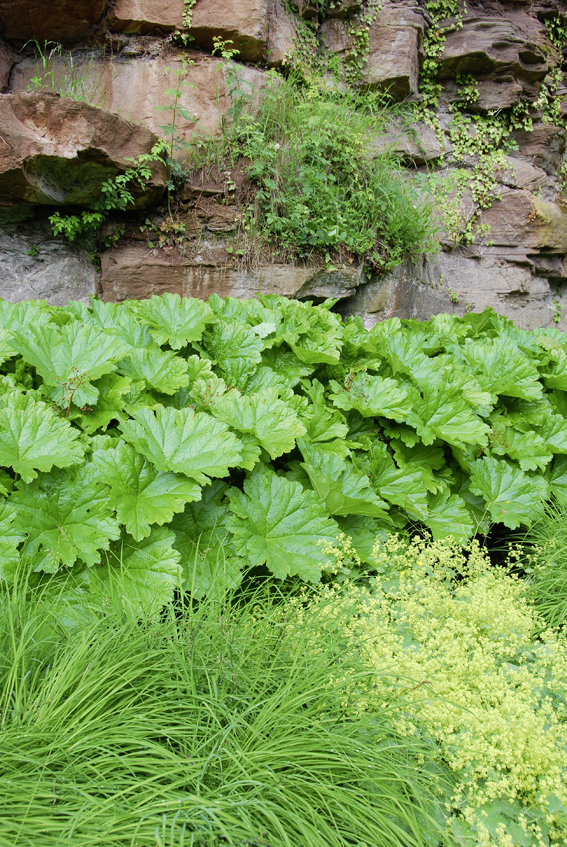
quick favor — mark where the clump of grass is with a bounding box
[523,498,567,629]
[0,573,446,846]
[188,73,438,271]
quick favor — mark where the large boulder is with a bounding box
[361,0,425,97]
[189,0,269,62]
[339,253,563,331]
[266,0,298,67]
[509,123,566,176]
[107,0,183,34]
[478,188,567,251]
[0,92,167,207]
[370,119,443,164]
[0,222,97,303]
[0,0,108,43]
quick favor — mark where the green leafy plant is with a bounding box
[154,55,199,162]
[1,294,567,610]
[190,74,438,271]
[48,141,169,244]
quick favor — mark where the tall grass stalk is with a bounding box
[0,573,447,846]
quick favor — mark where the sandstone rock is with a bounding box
[371,119,442,165]
[287,0,318,20]
[319,19,350,54]
[493,156,551,196]
[189,0,268,62]
[478,188,567,251]
[0,222,97,304]
[0,0,108,43]
[339,253,562,330]
[0,40,16,92]
[194,198,241,232]
[266,0,298,67]
[9,54,268,154]
[0,92,166,207]
[438,14,557,82]
[100,240,363,302]
[321,1,424,99]
[509,123,566,176]
[363,24,421,98]
[108,0,183,34]
[360,1,425,98]
[441,75,525,112]
[326,0,361,18]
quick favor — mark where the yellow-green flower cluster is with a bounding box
[290,535,567,845]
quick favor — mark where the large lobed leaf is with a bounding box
[0,393,84,483]
[227,466,339,581]
[128,292,216,349]
[93,441,201,541]
[119,406,244,485]
[11,465,120,572]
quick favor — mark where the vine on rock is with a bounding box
[417,2,567,248]
[283,0,383,85]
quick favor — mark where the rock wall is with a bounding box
[1,0,567,330]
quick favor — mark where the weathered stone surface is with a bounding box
[325,20,420,100]
[321,1,424,99]
[0,0,108,43]
[288,0,318,21]
[0,40,16,92]
[326,0,361,18]
[266,0,298,67]
[371,119,443,165]
[360,1,425,98]
[339,253,564,331]
[9,54,268,155]
[493,156,553,198]
[193,198,241,232]
[438,14,557,82]
[441,75,526,112]
[100,241,363,302]
[478,188,567,251]
[108,0,183,34]
[0,223,97,303]
[189,0,269,62]
[0,92,167,207]
[509,124,566,176]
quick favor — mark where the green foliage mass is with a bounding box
[191,75,438,271]
[300,535,567,846]
[0,293,566,612]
